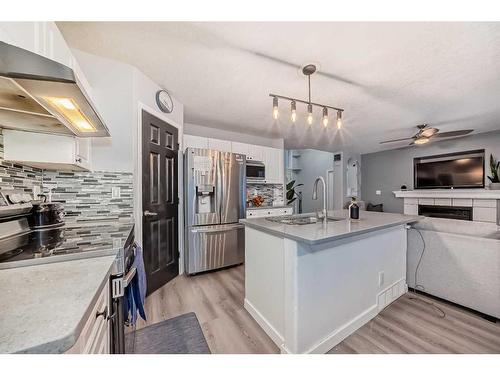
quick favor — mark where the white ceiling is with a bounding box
[57,22,500,154]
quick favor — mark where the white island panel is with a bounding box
[244,216,411,354]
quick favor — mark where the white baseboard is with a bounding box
[301,305,378,354]
[244,298,284,348]
[291,278,407,354]
[246,280,407,354]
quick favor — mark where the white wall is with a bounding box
[72,49,186,273]
[184,122,284,149]
[72,49,135,173]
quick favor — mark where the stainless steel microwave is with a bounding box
[246,160,265,182]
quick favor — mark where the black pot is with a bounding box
[28,202,65,229]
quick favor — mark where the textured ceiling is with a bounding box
[57,22,500,154]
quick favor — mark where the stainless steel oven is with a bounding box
[246,160,265,182]
[109,225,136,354]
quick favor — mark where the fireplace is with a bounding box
[418,205,473,221]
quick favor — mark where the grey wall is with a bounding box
[292,149,334,213]
[361,130,500,213]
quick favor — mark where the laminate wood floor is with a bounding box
[138,265,500,354]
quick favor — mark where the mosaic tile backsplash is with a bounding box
[43,170,133,223]
[0,129,134,224]
[246,183,284,208]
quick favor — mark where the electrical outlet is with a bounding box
[113,238,122,249]
[378,271,385,287]
[376,190,381,195]
[32,185,41,200]
[111,186,121,198]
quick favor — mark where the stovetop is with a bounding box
[0,220,134,268]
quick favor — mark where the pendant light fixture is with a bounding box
[272,96,279,120]
[322,107,328,127]
[291,100,297,122]
[269,64,344,128]
[307,103,313,125]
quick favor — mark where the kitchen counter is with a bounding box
[0,255,116,353]
[241,209,422,245]
[0,219,133,269]
[243,209,423,353]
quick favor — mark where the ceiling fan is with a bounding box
[380,124,474,146]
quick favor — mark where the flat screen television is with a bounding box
[414,149,485,189]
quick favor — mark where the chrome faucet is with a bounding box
[312,176,327,223]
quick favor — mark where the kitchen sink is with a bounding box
[265,214,345,225]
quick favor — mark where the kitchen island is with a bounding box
[241,210,422,354]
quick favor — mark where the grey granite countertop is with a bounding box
[0,255,116,353]
[240,210,423,245]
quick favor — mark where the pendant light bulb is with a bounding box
[336,110,342,129]
[322,107,328,128]
[307,104,313,125]
[272,96,279,120]
[291,101,297,123]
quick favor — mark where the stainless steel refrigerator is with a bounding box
[184,148,246,274]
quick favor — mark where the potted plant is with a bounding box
[488,154,500,190]
[286,180,303,213]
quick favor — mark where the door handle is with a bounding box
[144,210,158,217]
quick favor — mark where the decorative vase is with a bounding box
[490,182,500,190]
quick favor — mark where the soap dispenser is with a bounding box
[349,197,359,220]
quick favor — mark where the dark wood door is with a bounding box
[142,110,179,295]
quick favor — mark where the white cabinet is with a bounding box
[232,142,264,161]
[247,144,264,161]
[262,146,284,184]
[208,138,231,152]
[246,207,293,218]
[183,136,284,185]
[231,141,249,157]
[3,130,92,171]
[66,281,109,354]
[183,134,208,150]
[0,22,73,68]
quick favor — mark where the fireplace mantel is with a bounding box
[394,189,499,224]
[393,189,500,200]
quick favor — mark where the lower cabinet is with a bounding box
[65,281,109,354]
[246,207,293,218]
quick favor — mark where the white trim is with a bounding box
[303,305,378,354]
[244,298,285,348]
[301,278,406,354]
[135,102,185,276]
[394,189,500,199]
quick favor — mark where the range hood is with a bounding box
[0,41,110,137]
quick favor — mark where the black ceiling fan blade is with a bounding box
[432,130,473,138]
[379,137,414,144]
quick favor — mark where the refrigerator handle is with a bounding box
[216,151,224,223]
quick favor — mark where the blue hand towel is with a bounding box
[125,245,147,325]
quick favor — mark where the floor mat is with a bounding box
[127,312,211,354]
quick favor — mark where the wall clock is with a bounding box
[155,90,174,113]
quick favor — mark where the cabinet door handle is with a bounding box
[144,210,158,217]
[75,157,82,163]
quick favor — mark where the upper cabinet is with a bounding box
[262,146,284,184]
[208,138,231,152]
[183,135,284,185]
[3,130,92,171]
[183,134,208,150]
[0,22,73,68]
